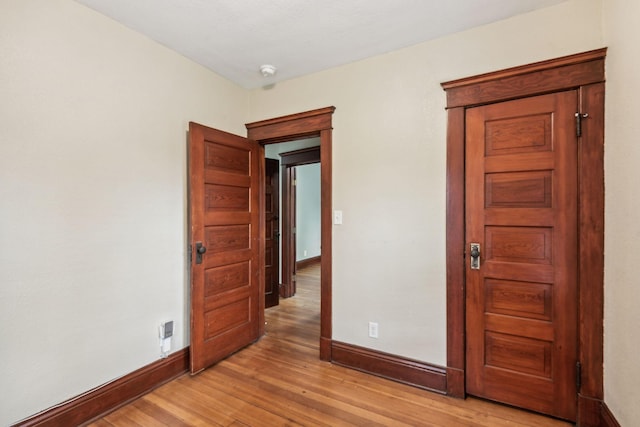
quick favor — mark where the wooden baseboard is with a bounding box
[296,256,321,270]
[600,401,621,427]
[446,367,465,398]
[14,348,189,427]
[575,394,623,427]
[577,395,601,427]
[331,341,446,393]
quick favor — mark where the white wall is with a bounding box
[0,0,247,424]
[602,0,640,425]
[296,163,321,261]
[249,0,603,366]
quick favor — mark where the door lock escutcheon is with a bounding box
[470,243,480,270]
[195,241,207,264]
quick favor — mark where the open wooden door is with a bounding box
[465,92,578,420]
[189,122,262,374]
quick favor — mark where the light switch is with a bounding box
[334,210,343,225]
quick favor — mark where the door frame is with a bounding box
[441,49,606,424]
[246,107,335,361]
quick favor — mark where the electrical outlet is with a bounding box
[368,321,379,338]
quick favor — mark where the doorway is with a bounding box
[246,106,335,360]
[441,49,605,423]
[263,142,321,305]
[279,146,321,299]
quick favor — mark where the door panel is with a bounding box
[265,158,280,308]
[465,92,578,420]
[189,122,261,374]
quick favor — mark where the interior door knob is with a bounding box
[470,243,480,270]
[195,242,206,264]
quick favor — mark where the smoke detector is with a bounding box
[259,64,277,77]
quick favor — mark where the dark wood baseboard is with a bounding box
[296,255,321,270]
[577,395,602,427]
[446,367,465,398]
[13,348,189,427]
[331,341,447,394]
[12,341,619,427]
[577,395,623,427]
[600,401,621,427]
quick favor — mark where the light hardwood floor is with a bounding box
[88,263,570,426]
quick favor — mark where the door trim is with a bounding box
[441,49,606,424]
[246,107,335,361]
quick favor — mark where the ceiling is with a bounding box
[74,0,568,89]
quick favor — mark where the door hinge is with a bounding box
[189,244,192,263]
[576,361,582,392]
[575,112,589,137]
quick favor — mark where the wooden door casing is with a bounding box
[442,49,606,425]
[189,122,261,374]
[246,108,334,360]
[265,158,280,308]
[465,92,578,420]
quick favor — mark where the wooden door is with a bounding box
[279,165,298,298]
[265,158,280,308]
[189,122,261,374]
[289,167,297,296]
[465,91,578,420]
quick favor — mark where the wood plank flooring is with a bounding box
[88,263,570,426]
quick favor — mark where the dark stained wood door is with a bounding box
[289,167,297,296]
[465,91,578,420]
[189,122,261,374]
[265,158,280,308]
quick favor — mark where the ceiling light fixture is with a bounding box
[259,64,277,77]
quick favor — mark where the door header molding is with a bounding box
[441,48,606,108]
[246,106,335,143]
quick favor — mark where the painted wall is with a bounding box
[250,0,603,366]
[602,0,640,425]
[296,163,321,261]
[0,0,247,424]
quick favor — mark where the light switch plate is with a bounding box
[334,210,343,225]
